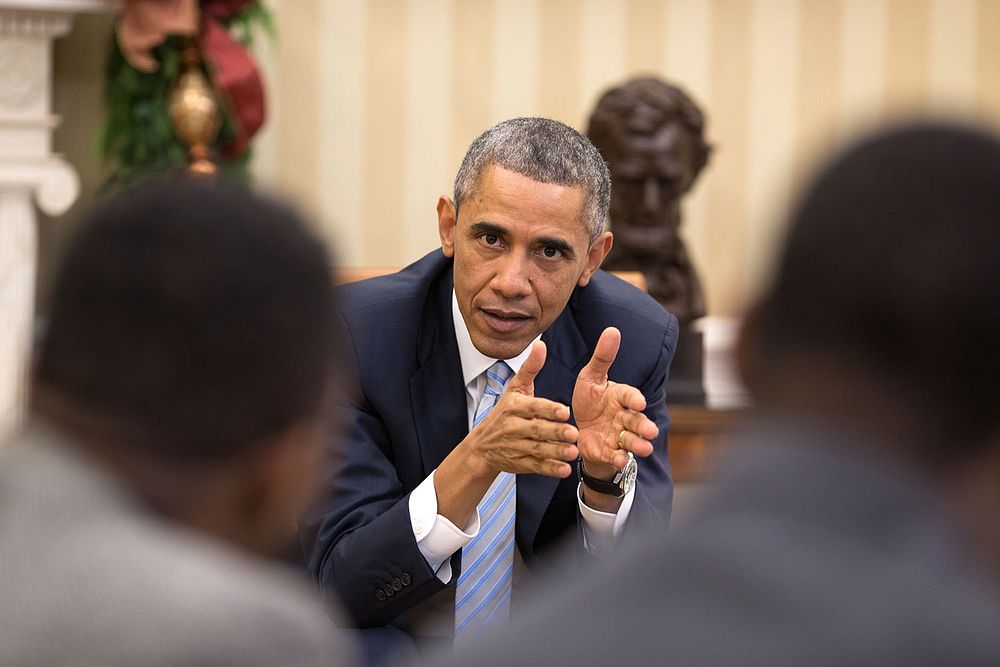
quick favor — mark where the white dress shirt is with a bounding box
[408,291,635,583]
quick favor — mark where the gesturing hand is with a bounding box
[468,340,580,479]
[573,327,659,476]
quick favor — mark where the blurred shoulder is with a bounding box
[570,270,679,358]
[0,434,352,666]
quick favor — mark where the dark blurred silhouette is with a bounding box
[588,77,712,403]
[0,182,353,666]
[449,123,1000,665]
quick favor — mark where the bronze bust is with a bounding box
[587,77,712,325]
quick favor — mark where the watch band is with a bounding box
[577,457,627,498]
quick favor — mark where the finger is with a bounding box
[577,327,621,383]
[512,417,578,444]
[610,449,630,470]
[510,395,571,422]
[541,460,574,479]
[525,442,579,462]
[618,431,654,458]
[508,441,578,478]
[610,383,647,413]
[506,340,546,396]
[622,409,659,440]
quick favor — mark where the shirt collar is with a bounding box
[452,290,539,388]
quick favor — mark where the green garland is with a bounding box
[98,1,272,192]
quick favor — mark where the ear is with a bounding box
[437,196,457,258]
[578,231,614,287]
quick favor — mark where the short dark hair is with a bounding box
[34,181,337,464]
[746,123,1000,453]
[454,117,611,243]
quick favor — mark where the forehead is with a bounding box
[611,124,695,176]
[619,123,693,160]
[463,165,590,240]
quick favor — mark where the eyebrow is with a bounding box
[468,221,577,259]
[469,221,508,238]
[536,235,575,258]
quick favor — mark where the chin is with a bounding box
[473,335,532,361]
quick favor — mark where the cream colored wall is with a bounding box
[43,1,1000,318]
[252,0,1000,318]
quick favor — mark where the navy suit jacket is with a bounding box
[301,250,678,629]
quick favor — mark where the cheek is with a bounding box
[534,270,580,313]
[455,255,491,299]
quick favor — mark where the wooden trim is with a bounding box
[668,406,745,483]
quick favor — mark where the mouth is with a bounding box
[478,307,533,333]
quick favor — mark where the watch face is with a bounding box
[622,457,638,493]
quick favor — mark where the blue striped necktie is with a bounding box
[454,360,515,643]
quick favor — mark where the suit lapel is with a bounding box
[516,306,589,551]
[409,269,469,477]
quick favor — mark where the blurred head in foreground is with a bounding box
[33,181,338,556]
[449,123,1000,666]
[740,122,1000,569]
[0,181,349,666]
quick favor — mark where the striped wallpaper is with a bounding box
[253,0,1000,316]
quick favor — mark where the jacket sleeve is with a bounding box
[299,312,454,628]
[623,312,678,527]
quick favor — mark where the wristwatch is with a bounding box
[577,453,637,498]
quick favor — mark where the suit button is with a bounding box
[383,584,395,598]
[376,590,387,602]
[392,578,403,591]
[401,572,411,586]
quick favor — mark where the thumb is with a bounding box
[506,340,546,396]
[578,327,621,383]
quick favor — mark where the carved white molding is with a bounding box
[0,1,110,438]
[0,9,72,37]
[0,39,47,109]
[0,0,114,10]
[0,158,79,214]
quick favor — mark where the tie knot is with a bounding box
[484,361,513,396]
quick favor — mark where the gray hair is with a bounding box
[453,117,611,244]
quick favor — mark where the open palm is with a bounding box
[572,328,658,473]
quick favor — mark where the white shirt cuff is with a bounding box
[409,469,480,583]
[577,481,635,553]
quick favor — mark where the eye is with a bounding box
[540,246,562,260]
[478,233,504,250]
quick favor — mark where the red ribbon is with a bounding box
[199,0,265,157]
[201,0,254,18]
[117,0,266,158]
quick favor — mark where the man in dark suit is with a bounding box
[452,123,1000,665]
[302,117,677,656]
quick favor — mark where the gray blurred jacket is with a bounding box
[0,421,351,667]
[454,423,1000,666]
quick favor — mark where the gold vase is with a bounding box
[167,40,221,176]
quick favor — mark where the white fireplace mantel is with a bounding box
[0,0,115,438]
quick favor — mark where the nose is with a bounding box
[489,253,532,299]
[642,177,661,214]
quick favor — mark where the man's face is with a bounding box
[607,120,697,231]
[438,165,612,360]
